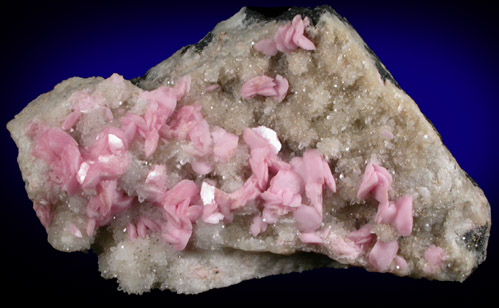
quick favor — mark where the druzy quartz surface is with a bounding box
[6,6,491,294]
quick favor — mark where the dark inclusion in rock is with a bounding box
[363,44,400,88]
[463,170,480,188]
[462,224,489,263]
[244,5,348,26]
[194,32,214,52]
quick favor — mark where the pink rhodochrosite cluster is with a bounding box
[28,67,341,251]
[23,14,419,274]
[352,163,414,272]
[254,15,316,56]
[12,7,487,294]
[241,75,289,103]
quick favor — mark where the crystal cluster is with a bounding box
[7,6,490,294]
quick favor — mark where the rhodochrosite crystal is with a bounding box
[7,6,491,294]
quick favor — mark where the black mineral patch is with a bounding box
[194,32,214,52]
[461,224,489,264]
[463,170,480,187]
[180,44,192,55]
[363,44,400,89]
[244,5,349,27]
[130,76,142,86]
[421,113,444,142]
[244,6,291,22]
[131,67,152,87]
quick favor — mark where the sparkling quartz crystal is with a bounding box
[7,6,491,294]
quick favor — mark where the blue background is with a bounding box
[1,0,497,304]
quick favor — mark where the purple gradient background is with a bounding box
[1,0,497,304]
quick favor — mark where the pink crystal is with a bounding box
[347,224,375,250]
[254,38,277,56]
[31,125,82,195]
[369,239,399,272]
[424,245,445,273]
[241,75,289,102]
[255,15,315,56]
[357,163,392,205]
[212,127,239,163]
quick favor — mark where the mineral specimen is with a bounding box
[6,6,491,294]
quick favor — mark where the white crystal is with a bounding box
[253,126,281,154]
[200,181,216,205]
[108,133,124,152]
[77,161,90,184]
